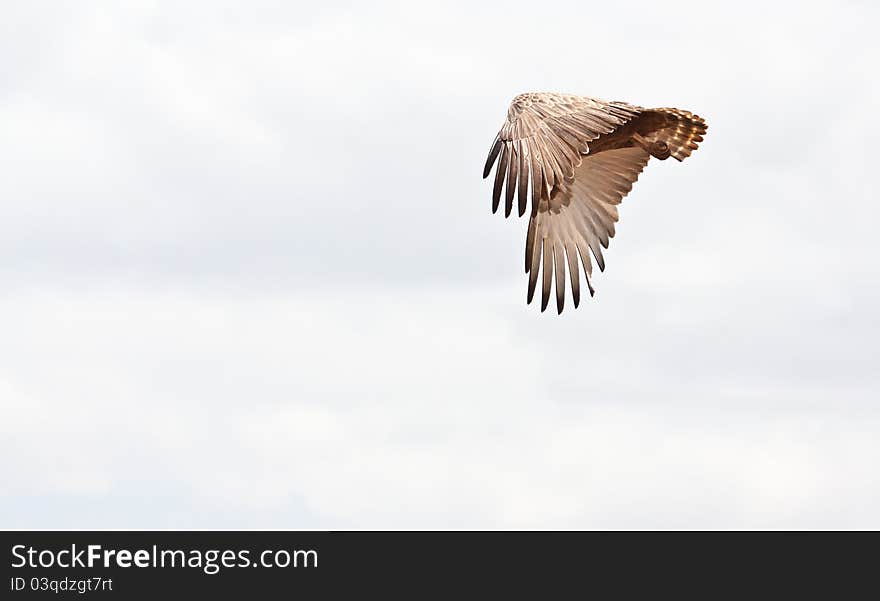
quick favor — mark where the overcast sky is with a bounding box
[2,0,878,528]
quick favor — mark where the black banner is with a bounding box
[0,531,873,597]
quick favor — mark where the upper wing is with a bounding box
[525,146,651,313]
[483,93,641,218]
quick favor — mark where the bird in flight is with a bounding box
[483,93,707,313]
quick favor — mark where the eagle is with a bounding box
[483,93,707,313]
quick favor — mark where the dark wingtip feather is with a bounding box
[483,135,502,179]
[491,146,508,214]
[517,170,528,217]
[525,218,536,272]
[527,264,538,304]
[594,248,605,272]
[505,147,517,217]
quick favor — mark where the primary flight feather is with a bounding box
[483,92,707,313]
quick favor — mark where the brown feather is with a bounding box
[484,93,707,312]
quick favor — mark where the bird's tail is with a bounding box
[645,108,707,161]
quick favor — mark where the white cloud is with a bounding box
[1,281,878,528]
[1,0,878,528]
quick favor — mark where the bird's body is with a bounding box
[483,93,707,313]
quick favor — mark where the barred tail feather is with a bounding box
[647,108,707,161]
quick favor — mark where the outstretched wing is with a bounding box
[483,93,641,218]
[525,146,651,313]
